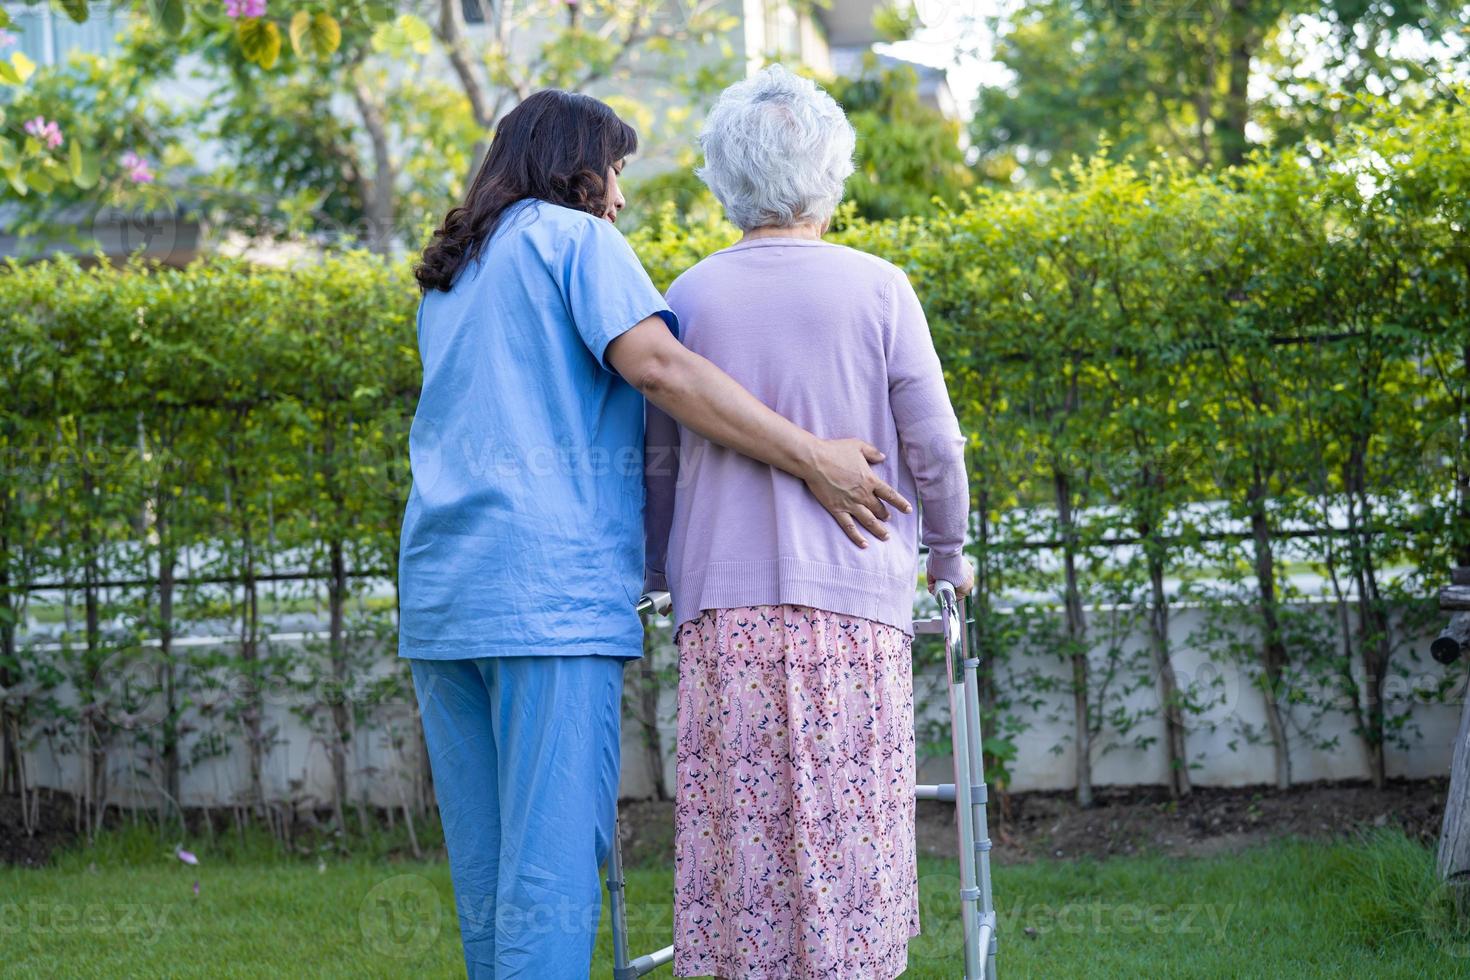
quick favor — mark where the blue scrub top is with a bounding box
[397,198,677,660]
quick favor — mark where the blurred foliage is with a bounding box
[1,0,743,250]
[623,58,976,228]
[0,46,185,237]
[825,56,974,220]
[972,0,1469,180]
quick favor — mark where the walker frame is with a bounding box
[608,582,998,979]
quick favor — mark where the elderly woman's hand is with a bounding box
[927,568,975,599]
[803,438,912,548]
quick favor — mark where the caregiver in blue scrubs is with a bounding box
[398,90,910,978]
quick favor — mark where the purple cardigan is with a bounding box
[643,237,970,634]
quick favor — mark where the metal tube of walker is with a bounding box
[612,592,671,979]
[937,580,984,978]
[609,813,633,976]
[960,594,998,977]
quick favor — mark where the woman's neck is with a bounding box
[740,222,825,243]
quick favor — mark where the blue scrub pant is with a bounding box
[410,655,624,979]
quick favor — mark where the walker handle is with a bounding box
[637,591,672,616]
[934,579,963,654]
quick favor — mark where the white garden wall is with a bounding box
[16,600,1462,812]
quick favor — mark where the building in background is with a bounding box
[831,46,962,119]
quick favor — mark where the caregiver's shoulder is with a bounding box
[667,240,908,302]
[528,197,605,229]
[510,198,623,255]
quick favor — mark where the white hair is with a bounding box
[696,65,857,232]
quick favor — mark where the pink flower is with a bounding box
[24,117,63,150]
[175,846,199,865]
[224,0,267,17]
[0,30,17,48]
[121,151,155,184]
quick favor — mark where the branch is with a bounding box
[436,0,497,129]
[350,65,397,255]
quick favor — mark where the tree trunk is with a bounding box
[1055,466,1091,807]
[329,534,350,831]
[157,505,180,821]
[1458,343,1470,568]
[74,421,108,838]
[1,505,16,797]
[1344,440,1389,788]
[227,443,266,813]
[634,626,668,801]
[1247,463,1291,790]
[973,483,1005,816]
[1147,544,1190,797]
[351,69,398,255]
[1221,0,1254,167]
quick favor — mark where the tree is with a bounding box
[971,0,1468,179]
[4,0,743,252]
[0,3,110,197]
[0,51,185,233]
[825,55,974,220]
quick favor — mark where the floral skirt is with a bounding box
[672,604,919,980]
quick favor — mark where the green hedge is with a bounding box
[2,95,1466,820]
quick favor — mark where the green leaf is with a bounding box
[11,52,36,83]
[370,13,431,57]
[0,8,10,29]
[68,140,99,189]
[151,0,187,37]
[4,167,27,196]
[53,0,89,24]
[0,137,15,170]
[237,18,282,70]
[25,168,54,193]
[290,11,341,60]
[0,51,35,86]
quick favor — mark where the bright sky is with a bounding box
[874,0,1010,118]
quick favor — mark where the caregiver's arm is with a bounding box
[608,315,910,547]
[643,402,677,592]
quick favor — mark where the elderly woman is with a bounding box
[644,66,973,980]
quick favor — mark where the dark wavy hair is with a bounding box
[415,90,638,292]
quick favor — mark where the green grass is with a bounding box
[2,828,1467,978]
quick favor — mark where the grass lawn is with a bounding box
[2,829,1466,978]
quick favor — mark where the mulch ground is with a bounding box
[3,778,1449,868]
[0,789,84,868]
[621,777,1449,867]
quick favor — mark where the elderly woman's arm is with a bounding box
[885,271,973,592]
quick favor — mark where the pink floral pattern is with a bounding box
[673,604,919,980]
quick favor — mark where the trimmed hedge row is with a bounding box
[1,95,1466,819]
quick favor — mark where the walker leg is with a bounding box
[609,812,637,980]
[961,598,997,978]
[939,585,985,979]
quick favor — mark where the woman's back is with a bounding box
[649,236,969,633]
[401,198,674,658]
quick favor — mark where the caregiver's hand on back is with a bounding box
[607,314,910,547]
